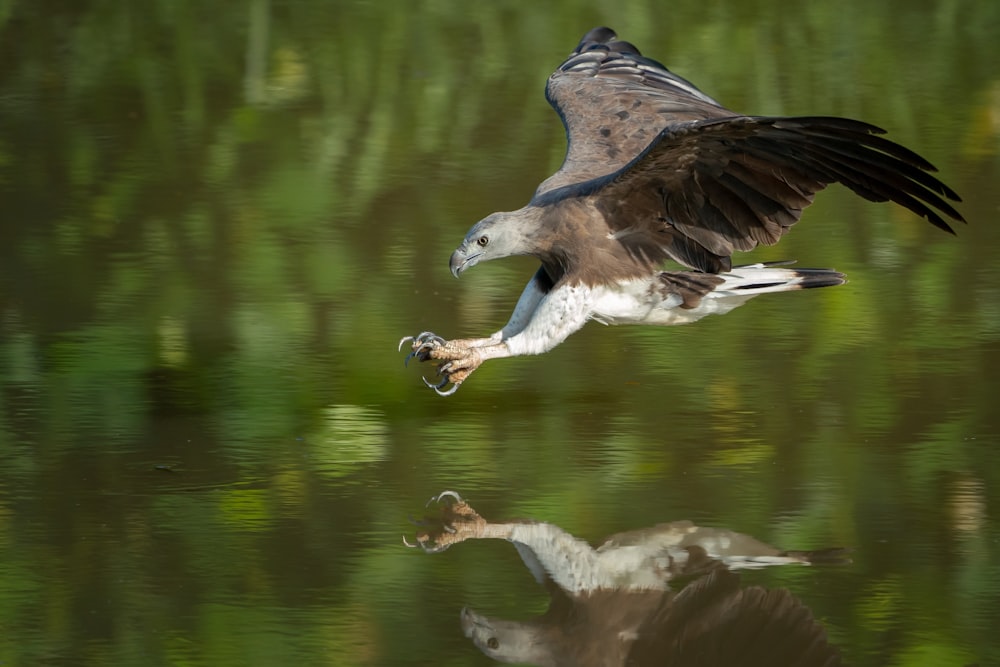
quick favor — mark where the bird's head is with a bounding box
[460,606,553,665]
[449,210,537,278]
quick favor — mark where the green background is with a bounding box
[0,0,998,664]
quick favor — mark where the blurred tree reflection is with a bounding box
[0,0,997,665]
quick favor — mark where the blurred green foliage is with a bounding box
[0,0,998,665]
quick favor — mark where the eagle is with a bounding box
[407,491,846,666]
[400,27,964,395]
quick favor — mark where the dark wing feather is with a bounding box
[627,562,843,666]
[536,27,731,197]
[535,29,964,274]
[585,116,964,272]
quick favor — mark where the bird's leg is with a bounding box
[403,491,614,595]
[398,268,550,395]
[403,491,514,553]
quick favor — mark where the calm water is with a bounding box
[1,1,999,665]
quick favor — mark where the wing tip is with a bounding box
[580,27,617,46]
[573,27,644,57]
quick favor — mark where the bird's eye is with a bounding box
[477,235,489,247]
[487,637,500,650]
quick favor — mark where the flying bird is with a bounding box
[400,27,964,395]
[406,491,846,666]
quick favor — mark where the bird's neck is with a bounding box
[535,198,653,285]
[530,201,590,280]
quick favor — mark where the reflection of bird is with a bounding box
[460,563,842,667]
[407,491,845,666]
[401,27,963,395]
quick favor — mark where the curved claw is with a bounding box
[403,534,446,553]
[434,382,461,397]
[403,534,444,553]
[415,332,446,347]
[397,336,415,352]
[422,375,461,396]
[427,490,464,506]
[422,375,449,390]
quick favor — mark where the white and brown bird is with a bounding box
[407,491,846,666]
[401,27,963,395]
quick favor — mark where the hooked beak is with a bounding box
[460,606,490,638]
[449,244,482,278]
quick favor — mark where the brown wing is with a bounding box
[585,115,964,272]
[627,561,843,667]
[536,27,732,197]
[536,29,964,274]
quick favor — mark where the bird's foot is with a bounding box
[403,490,487,553]
[398,332,483,396]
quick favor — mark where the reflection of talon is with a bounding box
[401,331,449,367]
[427,489,465,507]
[436,490,464,504]
[407,515,433,527]
[402,532,440,553]
[405,490,488,554]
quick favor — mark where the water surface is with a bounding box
[1,1,998,665]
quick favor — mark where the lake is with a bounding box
[0,1,998,665]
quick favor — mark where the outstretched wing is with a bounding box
[537,28,964,274]
[587,115,965,272]
[628,564,843,666]
[536,27,731,196]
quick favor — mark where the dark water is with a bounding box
[1,1,998,665]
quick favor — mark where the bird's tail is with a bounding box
[719,261,846,294]
[649,261,845,326]
[780,547,853,564]
[720,547,852,569]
